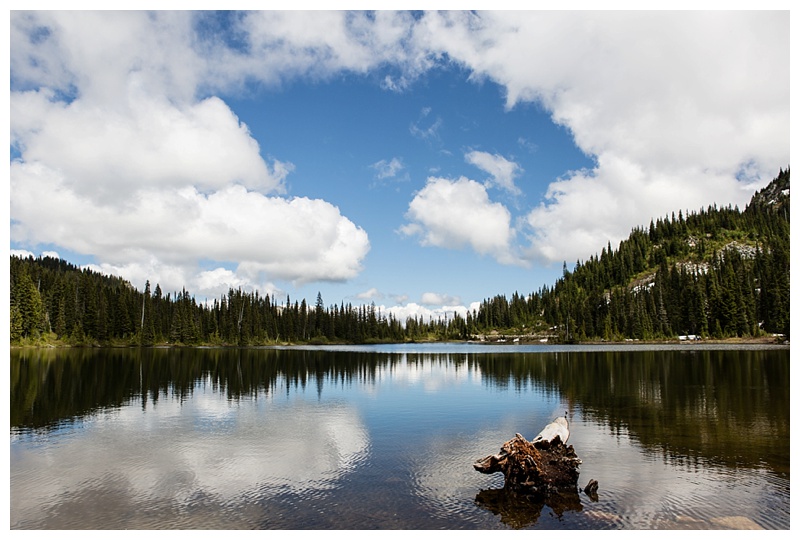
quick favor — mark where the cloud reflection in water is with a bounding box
[11,382,370,528]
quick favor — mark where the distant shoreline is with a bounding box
[507,336,788,347]
[10,335,788,350]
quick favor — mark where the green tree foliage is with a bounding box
[7,255,458,346]
[474,168,790,341]
[10,265,44,340]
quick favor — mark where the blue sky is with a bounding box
[225,68,593,307]
[8,9,790,321]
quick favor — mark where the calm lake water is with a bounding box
[10,343,789,530]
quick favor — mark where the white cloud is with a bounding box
[10,162,370,297]
[523,156,744,263]
[9,10,789,292]
[195,268,252,294]
[421,292,462,307]
[517,137,538,153]
[10,11,371,296]
[233,10,788,266]
[356,287,383,300]
[380,74,410,92]
[414,10,789,263]
[227,11,434,90]
[392,294,409,305]
[11,90,289,203]
[10,249,35,260]
[84,258,191,296]
[400,176,521,265]
[383,302,479,325]
[465,150,522,195]
[409,107,443,141]
[371,157,404,180]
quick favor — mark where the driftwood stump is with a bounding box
[474,417,582,493]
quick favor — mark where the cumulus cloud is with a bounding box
[11,11,202,105]
[10,160,370,296]
[523,157,740,262]
[10,11,371,296]
[9,10,789,296]
[356,288,383,300]
[10,249,35,260]
[243,10,786,266]
[420,292,462,307]
[392,294,410,305]
[465,150,522,195]
[383,301,481,325]
[414,10,789,263]
[400,177,521,265]
[11,90,290,203]
[232,11,434,87]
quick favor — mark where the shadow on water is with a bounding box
[475,487,584,529]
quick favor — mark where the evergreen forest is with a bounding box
[10,169,790,346]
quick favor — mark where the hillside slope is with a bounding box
[475,168,790,341]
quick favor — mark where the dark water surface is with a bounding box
[10,344,789,529]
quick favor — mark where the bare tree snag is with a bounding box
[474,417,582,493]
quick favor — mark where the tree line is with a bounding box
[9,256,469,345]
[10,169,789,345]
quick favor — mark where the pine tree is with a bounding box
[13,270,44,339]
[10,304,23,343]
[140,281,155,346]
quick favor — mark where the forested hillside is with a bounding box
[475,168,790,341]
[10,169,789,346]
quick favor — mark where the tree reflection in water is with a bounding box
[475,487,584,529]
[9,345,790,529]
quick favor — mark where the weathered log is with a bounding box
[531,416,570,449]
[474,418,582,493]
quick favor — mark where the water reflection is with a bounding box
[475,487,584,529]
[11,385,369,528]
[9,346,789,529]
[11,347,787,475]
[475,349,790,473]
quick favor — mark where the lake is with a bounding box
[10,343,789,529]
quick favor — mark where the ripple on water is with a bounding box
[10,347,790,530]
[407,431,510,527]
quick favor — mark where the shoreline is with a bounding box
[10,335,789,350]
